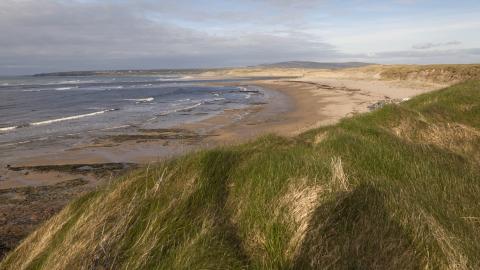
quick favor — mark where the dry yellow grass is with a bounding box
[279,178,322,259]
[391,118,480,163]
[330,156,350,192]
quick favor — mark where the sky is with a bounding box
[1,0,480,75]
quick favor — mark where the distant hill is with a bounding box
[32,69,221,77]
[32,63,374,77]
[255,61,373,69]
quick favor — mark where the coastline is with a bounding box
[0,76,444,189]
[0,75,444,258]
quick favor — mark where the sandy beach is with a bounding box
[0,71,450,258]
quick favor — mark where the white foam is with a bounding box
[124,97,154,103]
[158,102,202,116]
[50,79,99,85]
[0,140,31,147]
[179,102,202,111]
[22,86,78,92]
[146,117,157,122]
[22,89,43,92]
[55,87,76,91]
[204,97,226,103]
[162,103,202,115]
[31,109,115,126]
[0,126,17,132]
[155,75,192,81]
[53,80,80,85]
[102,86,125,91]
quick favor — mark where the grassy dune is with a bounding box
[202,64,480,85]
[2,81,480,269]
[375,64,480,83]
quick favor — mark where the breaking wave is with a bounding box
[124,97,154,103]
[31,109,117,126]
[0,109,117,133]
[0,126,17,132]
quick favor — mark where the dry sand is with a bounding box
[206,76,442,142]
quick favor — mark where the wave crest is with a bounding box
[124,97,154,103]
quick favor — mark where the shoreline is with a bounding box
[0,81,291,189]
[0,76,443,189]
[0,75,445,258]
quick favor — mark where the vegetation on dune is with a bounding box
[2,81,480,269]
[378,64,480,83]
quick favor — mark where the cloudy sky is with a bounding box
[1,0,480,75]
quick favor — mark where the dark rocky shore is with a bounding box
[0,163,136,258]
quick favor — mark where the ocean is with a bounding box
[0,74,272,159]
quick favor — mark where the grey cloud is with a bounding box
[412,41,462,50]
[0,0,476,75]
[0,0,344,75]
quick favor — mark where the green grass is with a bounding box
[2,81,480,269]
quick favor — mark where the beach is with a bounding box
[0,71,446,189]
[0,70,444,257]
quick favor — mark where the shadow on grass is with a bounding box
[293,184,422,269]
[196,150,252,265]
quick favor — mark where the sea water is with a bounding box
[0,74,270,156]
